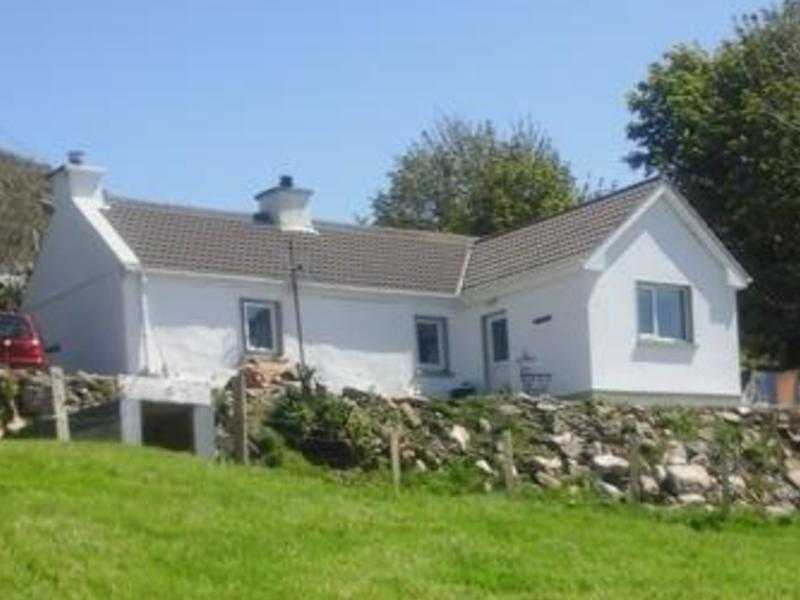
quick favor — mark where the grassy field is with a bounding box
[1,442,798,599]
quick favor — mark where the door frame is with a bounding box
[481,310,508,391]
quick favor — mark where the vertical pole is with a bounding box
[234,370,249,465]
[628,434,641,504]
[50,366,70,442]
[390,428,401,494]
[501,429,515,493]
[288,238,306,370]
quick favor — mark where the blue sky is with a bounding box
[2,1,765,222]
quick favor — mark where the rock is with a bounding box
[666,464,714,495]
[720,411,742,424]
[677,493,707,506]
[773,484,799,504]
[689,454,710,468]
[686,440,709,459]
[736,406,753,417]
[414,459,428,472]
[596,481,623,500]
[399,403,422,428]
[587,441,604,457]
[497,404,522,417]
[785,460,800,490]
[532,455,562,473]
[475,459,495,476]
[639,475,660,498]
[765,504,796,518]
[654,464,668,484]
[664,441,688,465]
[535,471,562,489]
[549,432,583,459]
[726,475,747,495]
[591,454,630,479]
[535,401,559,413]
[478,418,492,434]
[449,425,470,452]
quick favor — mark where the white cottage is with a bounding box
[24,158,751,405]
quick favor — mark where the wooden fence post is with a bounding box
[501,429,516,493]
[390,427,401,494]
[234,370,249,465]
[628,433,642,504]
[50,366,70,442]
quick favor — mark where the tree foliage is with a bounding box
[370,117,582,236]
[0,149,50,273]
[626,1,800,366]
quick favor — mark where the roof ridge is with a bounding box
[106,193,476,243]
[473,175,664,245]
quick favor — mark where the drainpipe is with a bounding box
[138,271,153,375]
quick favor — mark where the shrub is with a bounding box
[272,385,380,469]
[253,426,285,467]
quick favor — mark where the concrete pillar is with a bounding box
[192,404,216,458]
[120,398,142,445]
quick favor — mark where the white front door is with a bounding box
[483,311,511,392]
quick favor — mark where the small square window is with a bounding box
[636,284,692,342]
[415,316,449,373]
[242,300,281,353]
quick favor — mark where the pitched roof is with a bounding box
[102,198,475,295]
[100,177,663,296]
[463,177,662,290]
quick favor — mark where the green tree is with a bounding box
[0,149,50,273]
[370,116,582,236]
[626,1,800,367]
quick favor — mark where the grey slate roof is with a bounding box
[101,177,662,296]
[463,177,662,290]
[102,198,475,295]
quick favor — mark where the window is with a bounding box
[490,317,510,362]
[636,284,692,342]
[415,316,449,373]
[0,315,30,339]
[241,300,281,353]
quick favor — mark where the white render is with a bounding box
[24,162,751,404]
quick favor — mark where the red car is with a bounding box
[0,312,51,369]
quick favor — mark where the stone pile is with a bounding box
[218,362,800,514]
[0,369,117,437]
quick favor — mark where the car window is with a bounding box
[0,315,30,338]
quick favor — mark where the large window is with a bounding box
[241,300,281,354]
[415,316,450,373]
[636,284,692,342]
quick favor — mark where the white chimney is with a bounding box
[254,175,317,234]
[50,151,107,210]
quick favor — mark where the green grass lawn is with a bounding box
[1,442,798,599]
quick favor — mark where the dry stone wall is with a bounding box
[217,361,800,515]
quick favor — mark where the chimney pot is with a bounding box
[254,176,316,234]
[67,150,85,165]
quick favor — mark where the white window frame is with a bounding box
[241,299,282,355]
[414,316,450,374]
[636,283,693,343]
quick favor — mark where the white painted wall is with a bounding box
[23,168,129,374]
[26,167,742,402]
[130,271,466,396]
[588,199,742,398]
[458,270,595,396]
